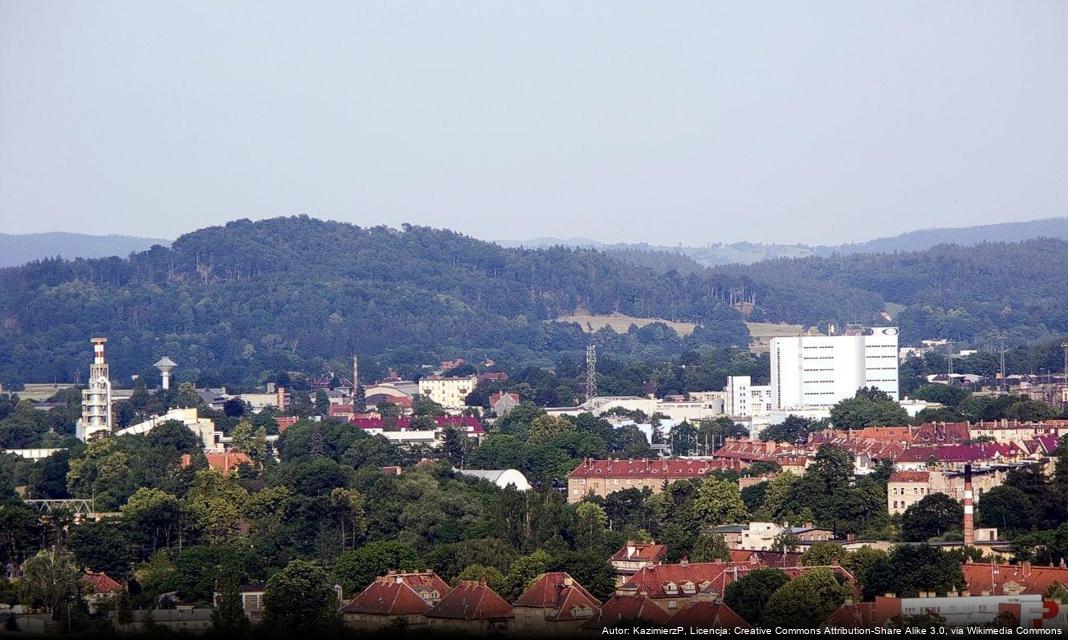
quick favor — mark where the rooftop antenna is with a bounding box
[585,342,597,403]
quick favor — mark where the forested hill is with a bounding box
[709,238,1068,345]
[0,217,746,385]
[1,216,1066,387]
[818,216,1068,256]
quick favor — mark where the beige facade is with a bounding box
[887,468,1009,515]
[418,375,477,409]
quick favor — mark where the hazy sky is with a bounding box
[1,2,1066,245]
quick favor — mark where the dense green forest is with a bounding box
[1,216,1066,387]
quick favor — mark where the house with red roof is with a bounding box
[83,571,123,613]
[579,595,671,632]
[617,560,856,614]
[610,542,667,585]
[566,458,742,503]
[894,443,1024,471]
[666,597,749,628]
[512,572,601,634]
[962,562,1068,597]
[425,580,514,634]
[341,570,450,631]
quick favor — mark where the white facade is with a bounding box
[77,337,112,441]
[115,407,219,451]
[770,327,899,410]
[723,376,773,418]
[417,375,477,409]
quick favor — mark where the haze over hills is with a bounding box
[512,216,1068,267]
[1,216,1066,387]
[0,232,168,267]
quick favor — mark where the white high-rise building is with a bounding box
[723,376,773,418]
[77,337,113,441]
[770,327,899,410]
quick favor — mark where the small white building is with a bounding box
[455,468,532,491]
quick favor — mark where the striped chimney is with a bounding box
[963,463,975,546]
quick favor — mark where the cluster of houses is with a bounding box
[333,541,1068,633]
[566,421,1067,522]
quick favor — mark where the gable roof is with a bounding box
[425,581,513,621]
[962,562,1068,596]
[513,572,600,620]
[822,602,878,628]
[580,595,671,629]
[84,572,123,593]
[342,578,435,616]
[666,599,749,628]
[611,542,668,564]
[895,443,1021,464]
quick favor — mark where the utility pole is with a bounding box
[585,342,597,403]
[999,339,1007,393]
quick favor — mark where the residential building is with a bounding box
[341,571,449,631]
[770,327,899,411]
[709,522,833,550]
[424,580,513,634]
[887,467,1013,515]
[566,458,742,504]
[579,595,671,631]
[825,593,1062,628]
[962,562,1068,598]
[212,584,266,622]
[609,542,667,585]
[113,608,214,633]
[418,375,477,409]
[666,598,749,628]
[489,391,521,416]
[723,376,773,419]
[893,443,1024,472]
[116,407,218,451]
[512,572,600,635]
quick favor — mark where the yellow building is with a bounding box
[417,375,477,409]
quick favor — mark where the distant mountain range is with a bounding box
[510,217,1068,267]
[0,232,168,268]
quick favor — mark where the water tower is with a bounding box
[154,356,178,390]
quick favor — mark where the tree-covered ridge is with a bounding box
[2,216,1066,386]
[0,217,748,385]
[710,237,1068,343]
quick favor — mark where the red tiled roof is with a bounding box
[667,600,749,628]
[581,595,672,629]
[962,562,1068,597]
[611,543,668,564]
[727,550,803,568]
[822,602,878,628]
[513,572,600,620]
[895,443,1021,464]
[342,578,435,616]
[84,572,123,594]
[567,458,738,480]
[888,471,930,483]
[912,422,971,444]
[276,416,298,432]
[425,581,513,621]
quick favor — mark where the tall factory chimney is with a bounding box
[78,337,113,441]
[154,356,177,391]
[963,463,975,546]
